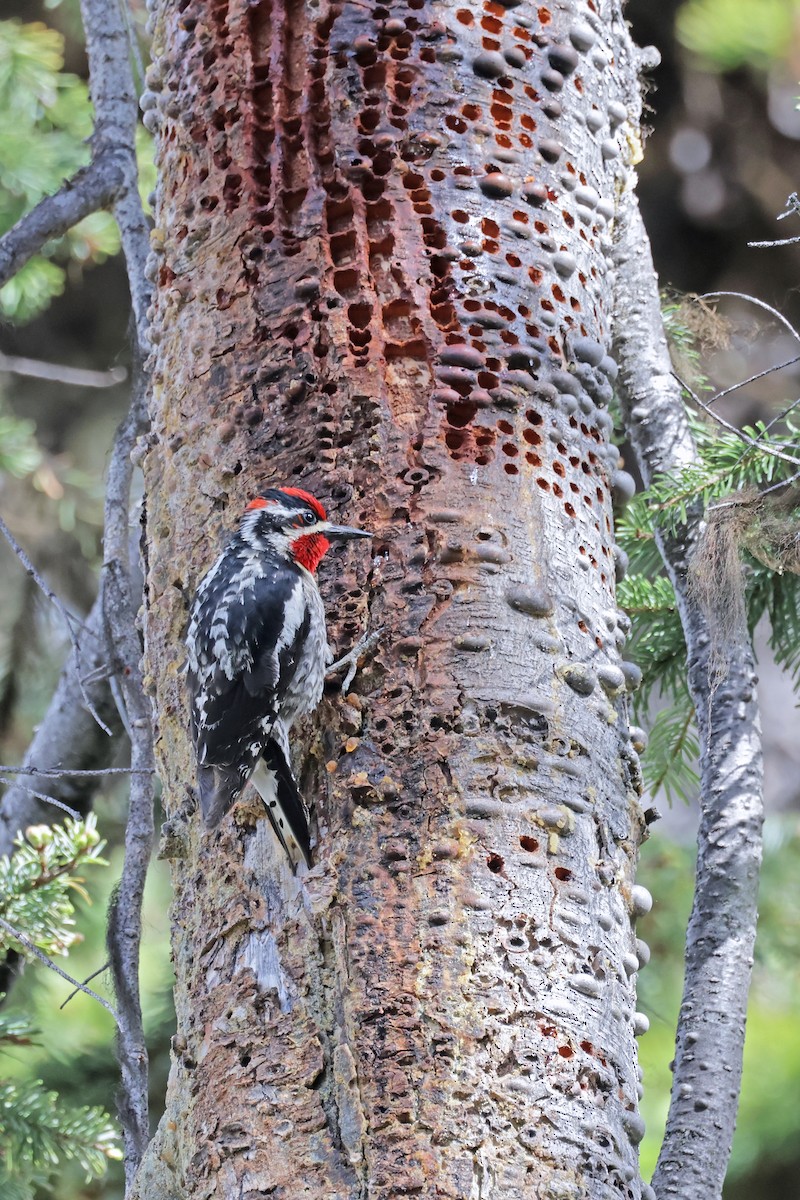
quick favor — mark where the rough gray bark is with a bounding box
[134,0,657,1196]
[83,0,156,1185]
[612,189,764,1200]
[81,0,152,353]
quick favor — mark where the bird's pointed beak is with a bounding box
[325,524,372,540]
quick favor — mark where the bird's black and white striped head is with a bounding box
[239,487,369,572]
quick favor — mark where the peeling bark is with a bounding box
[137,2,655,1196]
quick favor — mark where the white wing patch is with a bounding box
[276,577,306,654]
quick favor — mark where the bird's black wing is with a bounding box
[187,549,308,825]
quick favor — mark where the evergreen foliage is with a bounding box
[0,820,120,1193]
[0,16,154,324]
[0,816,107,959]
[0,19,119,321]
[616,303,800,802]
[0,1072,121,1199]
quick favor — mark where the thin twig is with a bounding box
[700,291,800,345]
[60,960,111,1009]
[704,354,800,406]
[0,352,126,389]
[0,779,81,821]
[760,469,800,497]
[0,916,118,1021]
[748,234,800,248]
[673,371,800,467]
[0,765,153,777]
[718,393,800,487]
[0,516,112,736]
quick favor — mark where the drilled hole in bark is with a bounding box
[504,464,519,475]
[558,1045,573,1058]
[502,443,518,457]
[520,835,539,852]
[553,462,565,477]
[447,402,478,428]
[552,285,565,302]
[348,302,372,329]
[487,853,504,873]
[536,478,550,490]
[526,453,541,466]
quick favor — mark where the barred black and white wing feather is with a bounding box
[185,485,369,869]
[186,541,312,860]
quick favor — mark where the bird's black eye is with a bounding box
[303,510,317,525]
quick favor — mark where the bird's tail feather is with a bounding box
[251,743,311,870]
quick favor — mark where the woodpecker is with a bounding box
[186,486,371,866]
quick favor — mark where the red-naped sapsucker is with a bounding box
[186,487,370,866]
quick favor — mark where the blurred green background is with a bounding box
[1,0,800,1196]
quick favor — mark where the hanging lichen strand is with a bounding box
[140,0,652,1196]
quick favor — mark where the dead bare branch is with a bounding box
[0,765,153,777]
[60,960,111,1009]
[673,372,800,467]
[705,354,800,406]
[613,190,763,1200]
[0,0,155,1183]
[0,154,123,291]
[0,352,126,389]
[0,515,113,736]
[700,291,800,345]
[748,235,800,248]
[67,0,157,1183]
[0,916,119,1021]
[0,779,81,821]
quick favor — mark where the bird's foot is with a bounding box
[327,627,384,695]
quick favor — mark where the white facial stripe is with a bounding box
[243,504,321,530]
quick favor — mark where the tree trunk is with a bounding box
[137,1,652,1195]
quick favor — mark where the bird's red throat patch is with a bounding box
[291,533,330,573]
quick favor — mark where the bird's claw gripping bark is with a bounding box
[328,627,384,695]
